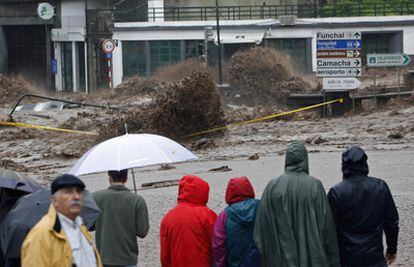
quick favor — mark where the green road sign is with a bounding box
[367,53,411,67]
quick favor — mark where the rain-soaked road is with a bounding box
[81,149,414,267]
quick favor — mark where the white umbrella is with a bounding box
[69,133,197,192]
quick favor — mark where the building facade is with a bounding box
[1,1,414,92]
[111,15,414,87]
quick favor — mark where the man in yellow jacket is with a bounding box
[21,174,102,267]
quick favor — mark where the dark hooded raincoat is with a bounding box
[254,141,341,267]
[328,146,399,266]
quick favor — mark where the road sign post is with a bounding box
[367,53,412,98]
[317,31,362,114]
[102,39,116,89]
[317,31,361,92]
[317,31,361,80]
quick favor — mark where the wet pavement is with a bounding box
[81,149,414,267]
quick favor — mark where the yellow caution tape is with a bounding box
[0,121,97,136]
[1,98,342,138]
[186,98,343,137]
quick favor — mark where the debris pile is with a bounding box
[147,71,225,139]
[0,74,36,106]
[94,71,225,141]
[115,76,161,97]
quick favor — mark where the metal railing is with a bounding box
[127,2,414,22]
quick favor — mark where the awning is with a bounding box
[214,31,265,45]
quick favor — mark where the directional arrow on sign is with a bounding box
[403,54,411,65]
[347,68,360,76]
[353,50,361,57]
[354,32,361,39]
[352,41,360,49]
[354,59,360,67]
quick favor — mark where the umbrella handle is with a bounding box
[131,169,137,194]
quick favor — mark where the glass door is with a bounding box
[61,42,73,91]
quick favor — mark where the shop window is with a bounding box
[61,42,73,91]
[266,38,311,74]
[149,40,181,73]
[122,41,146,78]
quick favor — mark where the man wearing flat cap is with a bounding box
[21,174,102,267]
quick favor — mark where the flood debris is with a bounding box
[147,71,225,139]
[208,165,232,172]
[388,126,405,139]
[0,74,37,106]
[140,179,179,190]
[158,164,176,171]
[190,137,216,150]
[248,153,259,160]
[94,71,225,141]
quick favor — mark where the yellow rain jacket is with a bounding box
[21,204,102,267]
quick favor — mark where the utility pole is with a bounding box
[84,0,90,93]
[215,0,223,85]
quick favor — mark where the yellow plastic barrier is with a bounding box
[186,98,343,137]
[0,121,97,136]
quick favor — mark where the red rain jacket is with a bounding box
[160,175,218,267]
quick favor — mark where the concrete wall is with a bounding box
[61,0,85,28]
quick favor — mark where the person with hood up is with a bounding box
[212,176,260,267]
[160,174,217,267]
[254,141,341,267]
[328,146,399,267]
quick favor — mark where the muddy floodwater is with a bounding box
[82,149,414,267]
[1,102,414,266]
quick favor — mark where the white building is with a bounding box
[51,0,414,91]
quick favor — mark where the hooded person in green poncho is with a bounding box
[254,141,341,267]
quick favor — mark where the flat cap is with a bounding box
[51,174,85,195]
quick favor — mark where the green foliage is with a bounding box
[321,0,414,17]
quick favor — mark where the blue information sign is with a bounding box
[105,53,112,59]
[317,40,361,50]
[51,59,57,75]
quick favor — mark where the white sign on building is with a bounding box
[37,3,54,20]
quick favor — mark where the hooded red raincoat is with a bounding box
[160,175,217,267]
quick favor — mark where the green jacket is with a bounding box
[254,141,341,267]
[93,185,149,265]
